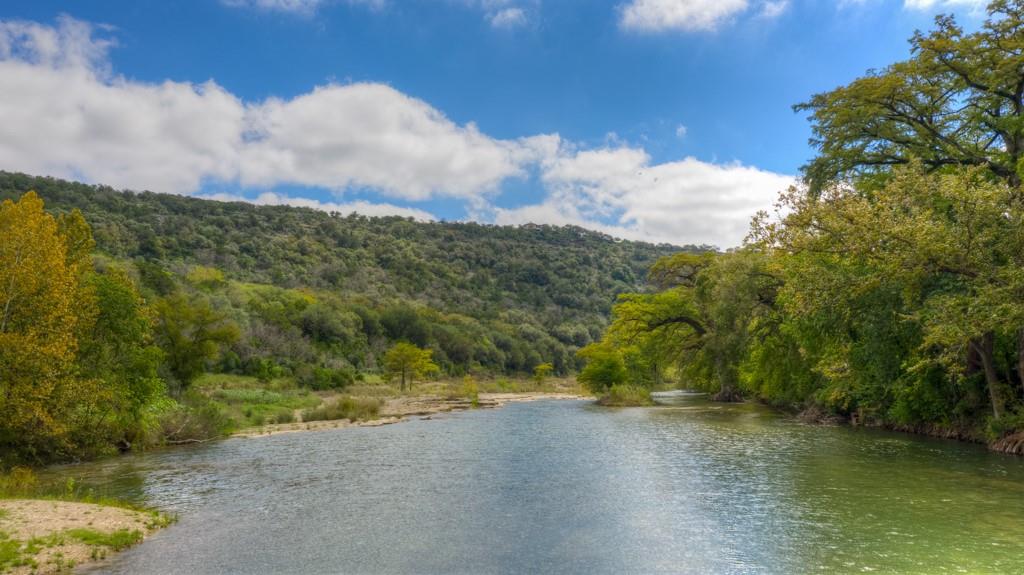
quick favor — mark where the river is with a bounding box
[44,394,1024,574]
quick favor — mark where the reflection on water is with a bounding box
[44,397,1024,574]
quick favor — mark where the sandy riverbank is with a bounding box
[231,392,592,439]
[0,499,170,574]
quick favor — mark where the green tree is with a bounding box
[75,267,166,451]
[153,294,239,394]
[383,342,438,391]
[576,343,627,394]
[532,362,554,385]
[758,165,1024,420]
[603,251,777,401]
[796,0,1024,191]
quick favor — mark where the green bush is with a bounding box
[0,467,37,496]
[302,397,382,422]
[296,365,355,390]
[213,388,284,404]
[597,384,653,407]
[156,392,233,443]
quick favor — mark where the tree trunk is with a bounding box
[973,332,1005,419]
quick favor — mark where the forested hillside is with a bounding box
[0,172,694,464]
[0,171,688,377]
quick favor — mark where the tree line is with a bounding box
[579,0,1024,453]
[0,173,688,465]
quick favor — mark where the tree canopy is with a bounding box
[796,0,1024,191]
[581,1,1024,452]
[383,343,439,391]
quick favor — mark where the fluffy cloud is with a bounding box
[221,0,384,14]
[0,16,538,201]
[489,8,528,28]
[620,0,749,32]
[619,0,790,32]
[0,16,793,248]
[239,84,539,200]
[495,147,794,247]
[461,0,534,28]
[903,0,987,9]
[759,0,790,19]
[198,191,436,220]
[0,17,244,194]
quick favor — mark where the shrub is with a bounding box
[597,384,653,407]
[296,365,355,390]
[0,467,38,496]
[460,376,479,407]
[576,343,627,394]
[302,397,382,422]
[156,392,233,443]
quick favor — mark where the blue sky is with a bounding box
[0,0,988,247]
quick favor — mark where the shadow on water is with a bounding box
[41,397,1024,574]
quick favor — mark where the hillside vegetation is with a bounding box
[0,171,689,465]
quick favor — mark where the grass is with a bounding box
[0,493,151,568]
[196,374,323,428]
[192,372,588,431]
[67,528,143,551]
[406,376,584,397]
[597,384,655,407]
[0,528,146,572]
[0,533,28,572]
[302,397,382,422]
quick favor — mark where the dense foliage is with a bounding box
[0,172,686,464]
[0,194,164,464]
[0,170,689,383]
[586,1,1024,450]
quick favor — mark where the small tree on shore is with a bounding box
[532,362,554,386]
[383,342,438,391]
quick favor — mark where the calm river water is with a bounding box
[44,395,1024,574]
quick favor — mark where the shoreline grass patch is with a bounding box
[301,397,382,423]
[597,385,654,407]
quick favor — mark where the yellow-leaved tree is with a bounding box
[0,192,95,463]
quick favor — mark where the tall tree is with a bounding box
[153,294,239,394]
[0,192,87,462]
[796,0,1024,191]
[75,268,165,450]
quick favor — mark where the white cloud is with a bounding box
[0,16,794,248]
[239,83,538,200]
[496,147,794,248]
[0,17,244,194]
[759,0,789,19]
[619,0,793,32]
[460,1,534,28]
[0,16,542,201]
[198,191,436,220]
[903,0,987,9]
[489,8,528,27]
[620,0,749,32]
[221,0,384,14]
[675,124,688,138]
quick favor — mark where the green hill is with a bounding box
[0,171,696,378]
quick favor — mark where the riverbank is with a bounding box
[794,403,1024,456]
[0,499,171,574]
[231,392,592,438]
